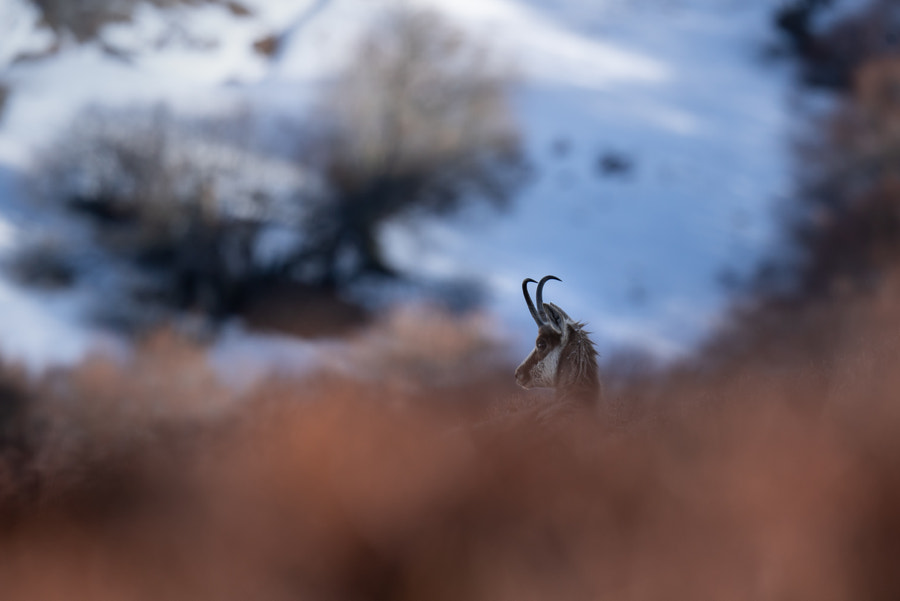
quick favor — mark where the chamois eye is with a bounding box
[536,339,547,351]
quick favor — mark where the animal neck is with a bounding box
[555,325,600,406]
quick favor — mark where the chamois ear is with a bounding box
[544,303,569,333]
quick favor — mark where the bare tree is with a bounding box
[296,8,528,286]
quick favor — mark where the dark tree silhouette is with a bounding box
[752,52,900,305]
[22,105,307,330]
[773,0,900,89]
[789,56,900,296]
[774,0,833,55]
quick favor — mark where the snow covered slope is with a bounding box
[0,0,791,366]
[379,0,792,358]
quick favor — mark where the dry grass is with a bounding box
[2,286,900,599]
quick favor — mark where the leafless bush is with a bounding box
[775,0,900,89]
[4,237,78,290]
[27,104,312,330]
[224,1,250,17]
[296,8,528,285]
[0,83,9,123]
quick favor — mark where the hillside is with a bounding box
[0,0,791,368]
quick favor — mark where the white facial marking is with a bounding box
[516,321,572,389]
[531,346,561,388]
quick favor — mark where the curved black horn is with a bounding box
[535,275,561,323]
[522,278,542,326]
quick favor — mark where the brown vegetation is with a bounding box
[2,276,900,599]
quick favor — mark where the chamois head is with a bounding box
[515,276,600,405]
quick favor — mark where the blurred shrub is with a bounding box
[773,0,833,55]
[224,1,250,17]
[338,305,507,398]
[29,0,222,42]
[294,8,528,285]
[754,0,900,306]
[4,237,78,290]
[0,361,32,511]
[252,33,280,58]
[755,54,900,302]
[774,0,900,89]
[26,104,313,330]
[30,329,230,463]
[0,83,8,123]
[0,362,28,442]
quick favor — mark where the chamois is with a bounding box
[515,276,600,408]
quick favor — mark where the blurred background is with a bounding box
[4,0,900,598]
[0,0,796,370]
[0,0,892,370]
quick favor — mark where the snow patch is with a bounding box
[0,0,54,70]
